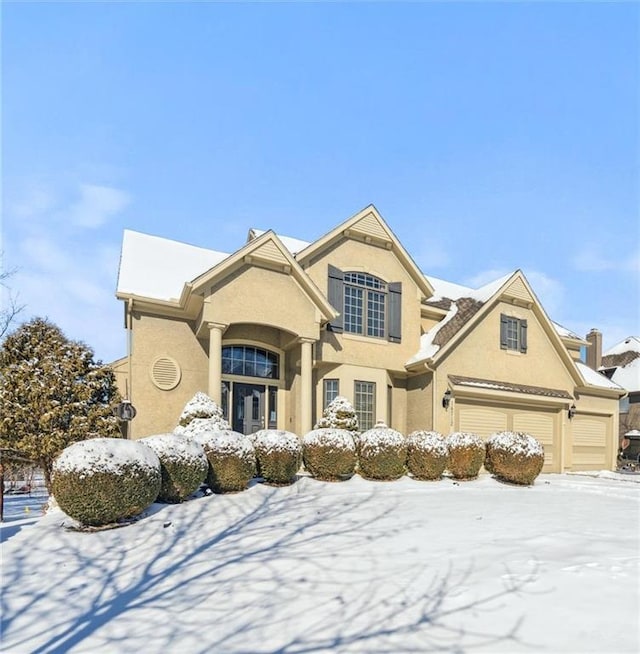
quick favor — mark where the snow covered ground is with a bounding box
[1,472,638,653]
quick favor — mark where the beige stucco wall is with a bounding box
[406,371,434,434]
[202,264,322,341]
[436,301,577,392]
[128,312,209,439]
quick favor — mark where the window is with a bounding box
[620,397,630,414]
[324,379,339,408]
[221,346,279,379]
[327,265,402,342]
[500,315,528,353]
[355,381,376,431]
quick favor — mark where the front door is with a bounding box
[233,383,265,435]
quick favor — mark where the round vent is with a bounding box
[150,356,181,391]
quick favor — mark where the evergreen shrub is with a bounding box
[252,429,302,485]
[314,396,360,444]
[52,438,161,527]
[302,428,357,481]
[406,430,449,480]
[175,392,230,433]
[485,431,545,485]
[358,422,406,480]
[196,430,256,493]
[445,432,486,480]
[140,433,208,502]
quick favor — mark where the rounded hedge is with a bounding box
[406,430,449,480]
[52,438,161,527]
[140,433,208,502]
[446,432,486,480]
[196,430,256,493]
[358,423,406,481]
[485,431,545,485]
[302,428,357,481]
[252,429,302,485]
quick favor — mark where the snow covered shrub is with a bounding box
[140,434,208,502]
[485,431,545,485]
[175,392,230,432]
[445,432,486,480]
[314,396,359,435]
[198,430,256,493]
[406,430,449,480]
[302,428,357,481]
[252,429,302,485]
[358,422,406,481]
[52,438,161,527]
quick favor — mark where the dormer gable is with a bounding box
[297,205,435,300]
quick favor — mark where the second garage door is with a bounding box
[455,400,560,472]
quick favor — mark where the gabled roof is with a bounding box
[600,336,640,392]
[247,229,311,256]
[296,205,435,299]
[116,230,229,302]
[407,270,585,387]
[189,230,338,323]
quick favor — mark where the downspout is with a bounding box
[127,298,133,438]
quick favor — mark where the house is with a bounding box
[595,335,640,452]
[113,205,624,471]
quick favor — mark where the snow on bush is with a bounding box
[140,434,208,502]
[52,438,161,527]
[175,417,230,439]
[198,430,256,493]
[485,431,545,485]
[302,428,357,481]
[252,429,302,485]
[358,422,406,481]
[445,432,486,480]
[406,430,449,481]
[314,396,359,435]
[176,392,230,430]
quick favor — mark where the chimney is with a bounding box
[586,328,602,370]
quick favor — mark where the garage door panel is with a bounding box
[513,412,556,471]
[457,406,507,439]
[572,417,609,470]
[455,401,559,473]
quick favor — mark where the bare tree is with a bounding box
[1,254,25,339]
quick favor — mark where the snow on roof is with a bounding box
[424,272,513,303]
[603,336,640,357]
[552,321,582,340]
[609,359,640,392]
[249,229,311,255]
[117,230,229,301]
[575,361,624,391]
[408,272,513,365]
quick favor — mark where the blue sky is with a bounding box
[3,1,638,363]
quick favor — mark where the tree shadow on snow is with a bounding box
[1,479,539,653]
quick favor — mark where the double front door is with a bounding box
[231,383,277,435]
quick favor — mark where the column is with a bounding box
[207,322,226,404]
[300,338,314,435]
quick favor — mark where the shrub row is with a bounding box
[51,428,544,528]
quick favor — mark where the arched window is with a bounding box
[221,346,280,379]
[344,272,387,338]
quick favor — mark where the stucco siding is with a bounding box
[204,264,321,340]
[129,313,209,439]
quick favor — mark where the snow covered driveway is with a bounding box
[1,473,638,653]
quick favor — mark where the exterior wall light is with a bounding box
[442,389,452,409]
[568,404,576,420]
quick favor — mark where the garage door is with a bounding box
[571,415,611,471]
[455,401,559,472]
